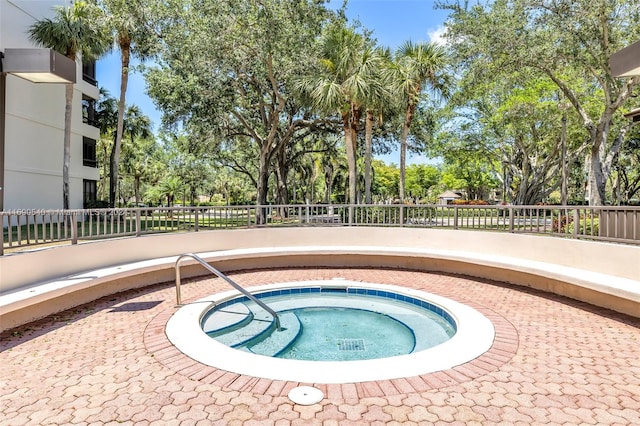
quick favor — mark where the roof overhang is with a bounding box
[624,107,640,123]
[2,48,76,83]
[610,39,640,78]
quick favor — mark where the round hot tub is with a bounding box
[166,280,495,383]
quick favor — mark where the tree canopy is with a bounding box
[86,0,640,207]
[438,0,640,205]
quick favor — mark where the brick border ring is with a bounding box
[143,270,518,398]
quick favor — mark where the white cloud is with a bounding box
[428,26,447,46]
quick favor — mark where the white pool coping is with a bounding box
[166,280,496,383]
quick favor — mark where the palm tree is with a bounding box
[29,1,110,209]
[298,23,380,204]
[96,92,152,204]
[159,176,182,207]
[362,47,393,204]
[99,0,155,207]
[120,105,153,204]
[95,88,119,135]
[390,41,449,202]
[95,89,118,199]
[123,105,152,147]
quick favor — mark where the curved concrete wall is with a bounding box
[2,228,639,292]
[1,228,638,331]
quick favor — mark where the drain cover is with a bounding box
[288,386,324,405]
[337,338,366,351]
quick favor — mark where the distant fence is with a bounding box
[2,204,639,255]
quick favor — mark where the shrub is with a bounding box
[84,199,109,209]
[451,199,489,205]
[553,214,599,235]
[568,217,599,236]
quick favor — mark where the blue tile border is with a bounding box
[212,285,458,331]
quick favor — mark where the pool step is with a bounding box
[202,302,253,335]
[205,302,302,357]
[244,311,301,357]
[209,304,277,348]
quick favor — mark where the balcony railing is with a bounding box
[82,73,97,87]
[82,158,98,168]
[2,204,639,255]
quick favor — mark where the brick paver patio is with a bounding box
[1,268,639,425]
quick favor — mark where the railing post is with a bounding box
[71,211,78,245]
[348,205,353,226]
[508,207,514,233]
[453,206,459,230]
[194,208,199,232]
[399,205,404,226]
[135,210,141,237]
[573,208,580,238]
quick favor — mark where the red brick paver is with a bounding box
[1,268,639,424]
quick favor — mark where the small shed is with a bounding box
[437,190,462,205]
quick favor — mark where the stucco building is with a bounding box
[1,0,100,211]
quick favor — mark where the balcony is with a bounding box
[82,60,97,87]
[82,95,98,127]
[83,137,98,168]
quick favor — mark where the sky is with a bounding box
[96,0,450,165]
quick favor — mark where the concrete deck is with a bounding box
[2,267,639,425]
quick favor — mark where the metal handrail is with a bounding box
[174,253,281,331]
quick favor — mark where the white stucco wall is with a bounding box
[1,0,99,211]
[1,1,63,47]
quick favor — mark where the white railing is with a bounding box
[2,204,639,254]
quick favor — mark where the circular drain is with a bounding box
[288,386,324,405]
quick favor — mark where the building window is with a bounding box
[83,180,97,208]
[82,95,98,127]
[83,137,97,168]
[82,60,97,86]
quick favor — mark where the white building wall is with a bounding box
[2,0,99,211]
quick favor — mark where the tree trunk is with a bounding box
[399,104,414,203]
[516,155,530,205]
[275,144,289,216]
[101,144,109,200]
[364,110,374,204]
[110,42,131,207]
[63,82,73,210]
[134,175,140,204]
[323,163,333,203]
[255,146,270,225]
[399,144,406,202]
[588,143,606,206]
[614,164,621,206]
[351,120,359,203]
[560,112,568,205]
[343,112,358,204]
